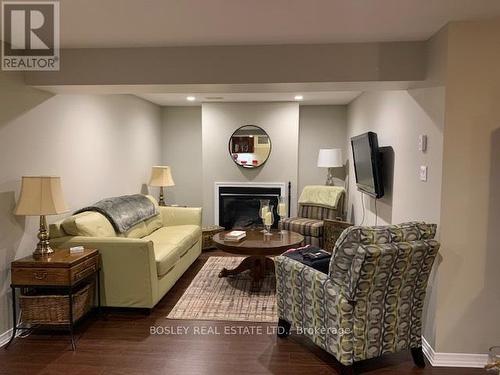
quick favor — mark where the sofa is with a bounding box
[275,222,440,374]
[279,185,345,247]
[49,195,202,309]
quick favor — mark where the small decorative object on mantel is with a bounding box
[14,176,69,257]
[317,148,343,186]
[149,166,175,206]
[486,346,500,373]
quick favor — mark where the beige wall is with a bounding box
[201,102,299,225]
[432,19,500,354]
[0,72,162,340]
[346,89,445,226]
[298,106,347,193]
[161,107,202,206]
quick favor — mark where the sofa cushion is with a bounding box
[143,225,201,276]
[49,219,67,238]
[144,214,163,235]
[280,217,324,237]
[62,212,116,237]
[123,221,149,238]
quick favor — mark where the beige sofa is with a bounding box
[49,196,202,309]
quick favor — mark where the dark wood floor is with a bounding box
[0,250,481,375]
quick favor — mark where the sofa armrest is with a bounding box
[275,255,354,366]
[50,236,158,308]
[159,206,202,227]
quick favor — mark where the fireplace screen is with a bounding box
[218,186,281,230]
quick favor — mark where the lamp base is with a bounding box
[158,186,166,206]
[325,167,336,186]
[33,215,54,258]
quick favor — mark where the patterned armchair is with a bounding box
[279,185,345,247]
[275,222,440,374]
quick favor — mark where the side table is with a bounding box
[202,225,224,250]
[6,248,100,351]
[323,219,353,252]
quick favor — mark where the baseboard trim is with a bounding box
[422,336,488,368]
[0,328,13,348]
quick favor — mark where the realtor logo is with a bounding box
[2,1,60,71]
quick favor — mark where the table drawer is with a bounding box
[12,267,69,286]
[70,256,98,285]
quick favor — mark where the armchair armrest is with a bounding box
[275,255,354,366]
[50,236,157,308]
[159,206,202,227]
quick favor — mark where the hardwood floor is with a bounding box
[0,251,481,375]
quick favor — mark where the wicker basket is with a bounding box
[202,225,224,250]
[19,283,94,325]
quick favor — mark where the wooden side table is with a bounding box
[6,248,100,351]
[323,219,353,252]
[202,225,224,250]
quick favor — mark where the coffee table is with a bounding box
[212,230,304,285]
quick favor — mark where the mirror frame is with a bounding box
[228,125,272,169]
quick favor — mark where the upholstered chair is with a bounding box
[275,222,440,374]
[278,185,345,247]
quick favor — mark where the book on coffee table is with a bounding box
[224,230,246,241]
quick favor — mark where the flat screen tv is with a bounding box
[351,132,384,198]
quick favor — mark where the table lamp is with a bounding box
[14,176,69,257]
[149,166,175,206]
[317,148,343,186]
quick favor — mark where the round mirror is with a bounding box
[229,125,271,168]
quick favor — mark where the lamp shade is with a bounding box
[149,166,175,187]
[15,176,69,216]
[317,149,343,168]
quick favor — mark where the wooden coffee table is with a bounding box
[212,230,304,285]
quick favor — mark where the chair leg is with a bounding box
[411,346,426,368]
[277,318,291,338]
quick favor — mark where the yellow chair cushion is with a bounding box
[62,212,116,237]
[143,225,201,276]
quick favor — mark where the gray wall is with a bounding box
[346,89,444,227]
[201,102,299,225]
[162,107,203,207]
[298,106,347,194]
[161,104,348,223]
[431,19,500,355]
[0,72,162,342]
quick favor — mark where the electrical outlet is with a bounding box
[420,165,428,181]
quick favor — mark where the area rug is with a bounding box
[167,256,278,323]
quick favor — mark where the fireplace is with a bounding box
[215,183,286,230]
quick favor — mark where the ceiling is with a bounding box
[56,0,500,48]
[135,91,362,106]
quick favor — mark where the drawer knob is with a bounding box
[33,271,47,280]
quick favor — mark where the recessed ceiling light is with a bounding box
[186,96,196,101]
[294,95,304,101]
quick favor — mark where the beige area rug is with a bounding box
[167,256,278,323]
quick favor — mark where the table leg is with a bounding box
[68,289,76,351]
[219,256,275,288]
[4,287,16,349]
